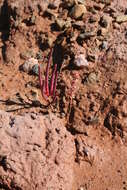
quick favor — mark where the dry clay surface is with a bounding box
[0,110,75,190]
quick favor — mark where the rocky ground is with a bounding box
[0,0,127,189]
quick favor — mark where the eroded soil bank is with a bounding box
[0,0,127,189]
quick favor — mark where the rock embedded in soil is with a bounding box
[64,0,75,7]
[72,20,85,29]
[87,72,98,84]
[36,51,43,60]
[22,58,38,73]
[55,18,66,30]
[31,64,39,75]
[99,15,112,28]
[99,0,111,5]
[78,0,85,4]
[29,15,36,25]
[48,0,61,9]
[94,3,105,11]
[78,31,95,40]
[100,40,108,49]
[97,27,108,36]
[20,50,35,60]
[89,15,97,23]
[87,53,96,62]
[71,4,87,19]
[116,15,127,23]
[74,53,89,68]
[113,22,120,29]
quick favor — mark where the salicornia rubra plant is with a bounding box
[38,48,58,103]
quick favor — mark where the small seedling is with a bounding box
[38,48,58,104]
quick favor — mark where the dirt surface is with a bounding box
[0,110,75,190]
[0,0,127,189]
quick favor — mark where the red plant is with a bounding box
[38,48,58,103]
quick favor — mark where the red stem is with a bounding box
[53,68,58,97]
[52,71,58,103]
[45,48,53,96]
[50,64,57,95]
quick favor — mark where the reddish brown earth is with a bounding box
[0,0,127,190]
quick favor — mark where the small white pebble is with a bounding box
[74,54,89,68]
[22,58,38,73]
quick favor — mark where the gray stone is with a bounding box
[32,64,39,76]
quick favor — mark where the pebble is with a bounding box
[78,0,85,3]
[55,18,71,30]
[87,72,98,84]
[48,0,60,9]
[99,0,111,5]
[95,39,102,47]
[20,50,35,60]
[65,19,72,28]
[100,41,108,49]
[71,4,87,19]
[116,15,127,23]
[36,51,43,60]
[87,54,96,62]
[89,16,97,23]
[113,22,120,29]
[30,15,36,25]
[99,16,108,28]
[97,28,108,36]
[55,18,66,30]
[22,58,38,73]
[64,0,75,7]
[78,32,95,40]
[47,37,54,47]
[31,89,39,100]
[94,3,105,11]
[72,20,85,30]
[74,54,89,68]
[32,100,41,107]
[31,64,39,75]
[88,6,96,14]
[99,15,112,28]
[65,0,85,7]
